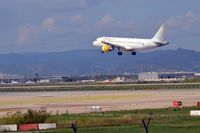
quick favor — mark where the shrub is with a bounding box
[0,107,50,124]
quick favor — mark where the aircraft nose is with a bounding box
[93,41,99,46]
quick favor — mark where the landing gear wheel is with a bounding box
[118,51,122,56]
[131,51,136,55]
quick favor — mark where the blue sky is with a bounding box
[0,0,199,53]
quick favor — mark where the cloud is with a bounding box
[98,15,135,28]
[0,0,109,12]
[41,17,57,32]
[96,14,136,36]
[18,17,58,44]
[69,15,84,23]
[18,25,37,43]
[98,15,114,25]
[36,0,89,10]
[165,11,199,30]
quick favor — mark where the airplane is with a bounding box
[93,24,169,55]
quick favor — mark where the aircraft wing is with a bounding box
[102,41,131,50]
[102,41,143,50]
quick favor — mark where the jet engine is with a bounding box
[102,44,112,53]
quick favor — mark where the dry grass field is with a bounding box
[0,88,200,116]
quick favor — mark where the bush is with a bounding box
[21,108,50,124]
[0,107,50,124]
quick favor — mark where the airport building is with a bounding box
[138,72,195,81]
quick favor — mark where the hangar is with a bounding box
[138,72,195,81]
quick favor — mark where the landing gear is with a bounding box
[131,51,136,55]
[118,51,122,56]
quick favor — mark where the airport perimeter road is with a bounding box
[0,89,200,116]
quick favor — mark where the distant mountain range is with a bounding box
[0,48,199,76]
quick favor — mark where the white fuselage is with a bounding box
[93,37,160,51]
[93,25,169,55]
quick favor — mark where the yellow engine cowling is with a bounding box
[102,44,112,53]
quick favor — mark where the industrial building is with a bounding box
[138,72,195,81]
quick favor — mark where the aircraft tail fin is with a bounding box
[152,24,167,43]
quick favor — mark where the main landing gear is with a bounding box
[131,51,136,55]
[117,47,122,56]
[118,51,122,56]
[117,51,136,56]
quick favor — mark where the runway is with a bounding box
[0,89,199,116]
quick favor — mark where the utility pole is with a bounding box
[71,121,78,133]
[142,118,151,133]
